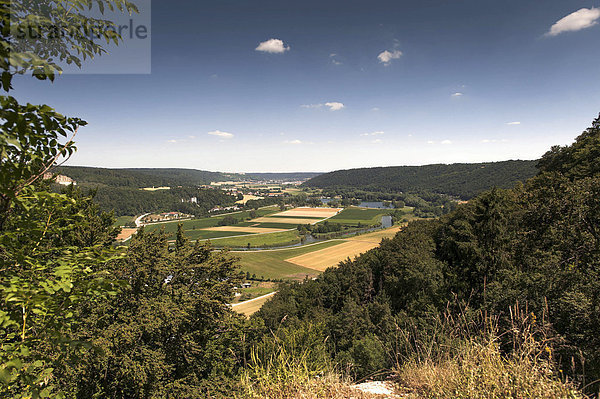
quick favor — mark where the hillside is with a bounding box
[303,160,537,199]
[56,166,246,188]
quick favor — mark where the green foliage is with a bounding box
[304,160,537,200]
[0,96,84,228]
[1,0,138,91]
[60,231,250,398]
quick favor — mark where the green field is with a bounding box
[114,215,135,227]
[326,207,390,226]
[234,240,345,279]
[144,206,279,237]
[237,222,298,229]
[200,230,301,249]
[182,230,249,241]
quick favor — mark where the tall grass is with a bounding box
[238,303,588,398]
[394,302,586,398]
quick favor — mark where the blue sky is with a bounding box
[12,0,600,172]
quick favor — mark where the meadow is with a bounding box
[200,230,301,249]
[234,240,346,280]
[326,206,394,226]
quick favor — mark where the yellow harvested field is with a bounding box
[252,217,325,225]
[345,225,404,243]
[285,226,404,272]
[116,228,137,241]
[231,292,277,316]
[285,240,378,272]
[273,207,343,218]
[202,226,287,233]
[235,194,264,204]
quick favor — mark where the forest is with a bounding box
[303,160,538,199]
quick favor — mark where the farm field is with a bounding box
[234,240,346,279]
[203,226,288,233]
[326,206,394,226]
[180,230,249,241]
[251,217,327,225]
[231,292,277,316]
[200,230,301,248]
[114,215,135,227]
[116,228,137,241]
[285,226,404,272]
[275,207,342,218]
[143,206,279,236]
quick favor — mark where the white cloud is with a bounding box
[302,102,345,111]
[325,102,344,111]
[547,8,600,36]
[255,38,290,54]
[377,49,403,65]
[427,140,436,144]
[441,140,453,145]
[284,139,303,145]
[507,121,521,125]
[372,139,383,144]
[371,107,380,112]
[166,139,178,143]
[360,131,385,136]
[452,92,463,97]
[208,130,234,139]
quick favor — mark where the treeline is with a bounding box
[57,166,243,188]
[59,185,236,217]
[255,116,600,392]
[304,160,537,199]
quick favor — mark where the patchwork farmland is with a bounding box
[137,205,408,315]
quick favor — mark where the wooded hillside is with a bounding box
[303,160,537,199]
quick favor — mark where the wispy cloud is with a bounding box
[166,139,178,144]
[451,92,463,97]
[256,38,290,53]
[507,121,521,125]
[427,139,452,145]
[302,102,345,111]
[377,49,403,65]
[481,139,509,143]
[329,53,342,65]
[372,138,383,144]
[283,139,314,145]
[360,131,385,136]
[208,130,234,139]
[546,8,600,36]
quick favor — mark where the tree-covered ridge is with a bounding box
[303,160,537,199]
[56,166,245,188]
[257,115,600,391]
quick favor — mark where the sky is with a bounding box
[12,0,600,172]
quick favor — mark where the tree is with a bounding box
[61,232,248,397]
[1,1,139,396]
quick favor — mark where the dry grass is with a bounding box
[231,292,277,316]
[240,374,390,399]
[285,241,378,272]
[393,304,586,399]
[252,217,328,225]
[274,207,343,218]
